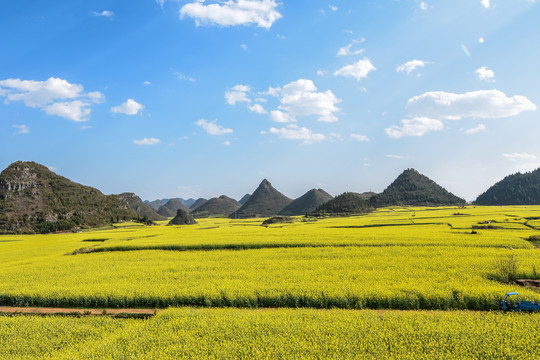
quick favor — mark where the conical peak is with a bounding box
[259,179,272,188]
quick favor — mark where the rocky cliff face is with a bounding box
[0,161,136,233]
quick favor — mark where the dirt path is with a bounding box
[0,306,157,317]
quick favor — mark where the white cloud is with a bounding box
[156,0,166,8]
[44,100,92,122]
[420,2,428,10]
[196,119,233,135]
[92,10,114,18]
[241,44,248,49]
[81,125,93,130]
[464,124,487,134]
[385,117,444,138]
[260,86,281,97]
[268,124,325,144]
[316,69,326,76]
[407,89,536,120]
[337,38,365,56]
[481,0,490,9]
[278,79,341,122]
[350,133,370,142]
[175,72,196,82]
[329,5,338,11]
[330,132,343,141]
[248,103,267,114]
[223,140,231,146]
[386,154,407,159]
[133,137,161,145]
[502,153,536,162]
[396,60,426,75]
[334,58,376,81]
[111,99,144,115]
[180,0,282,29]
[143,81,151,86]
[225,84,251,105]
[0,77,103,122]
[12,124,29,135]
[270,110,296,123]
[476,66,495,82]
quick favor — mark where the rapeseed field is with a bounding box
[1,206,539,358]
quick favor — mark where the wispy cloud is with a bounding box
[111,99,144,115]
[350,133,370,142]
[268,124,325,144]
[0,77,104,122]
[91,10,114,18]
[464,124,487,135]
[180,0,282,29]
[406,89,536,120]
[396,60,427,75]
[175,72,196,82]
[481,0,490,9]
[385,117,444,139]
[196,119,233,135]
[337,38,365,56]
[386,154,408,159]
[12,124,30,135]
[502,153,536,162]
[133,137,161,145]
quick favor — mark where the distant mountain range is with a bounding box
[2,160,538,233]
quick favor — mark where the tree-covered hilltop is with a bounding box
[0,161,137,234]
[313,192,373,215]
[279,189,333,216]
[370,169,466,207]
[475,168,540,205]
[191,195,241,218]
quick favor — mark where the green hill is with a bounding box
[189,198,208,211]
[118,193,166,222]
[191,195,241,218]
[475,168,540,205]
[157,199,190,218]
[230,179,292,218]
[279,189,333,216]
[370,169,465,207]
[313,192,372,215]
[0,161,136,233]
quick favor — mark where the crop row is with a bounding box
[1,308,539,359]
[1,246,539,310]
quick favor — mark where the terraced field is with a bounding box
[1,205,539,358]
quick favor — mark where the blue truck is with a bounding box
[502,292,540,312]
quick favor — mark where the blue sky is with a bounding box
[1,0,539,201]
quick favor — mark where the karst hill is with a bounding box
[0,161,136,233]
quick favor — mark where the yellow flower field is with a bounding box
[1,308,539,359]
[0,206,538,310]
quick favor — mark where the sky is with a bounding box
[1,0,539,202]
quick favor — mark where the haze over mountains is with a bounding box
[2,161,540,234]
